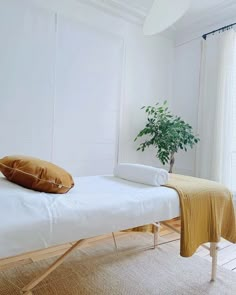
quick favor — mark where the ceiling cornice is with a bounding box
[76,0,148,25]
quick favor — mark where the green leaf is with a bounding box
[135,100,199,169]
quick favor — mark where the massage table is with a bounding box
[0,175,219,294]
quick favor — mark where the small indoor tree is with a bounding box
[135,101,200,173]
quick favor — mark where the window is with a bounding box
[230,38,236,192]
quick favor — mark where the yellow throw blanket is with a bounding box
[129,174,236,257]
[165,174,236,257]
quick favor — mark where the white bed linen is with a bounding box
[0,175,180,259]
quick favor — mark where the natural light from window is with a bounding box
[231,37,236,193]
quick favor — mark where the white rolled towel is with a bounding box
[114,163,169,186]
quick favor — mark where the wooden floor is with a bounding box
[1,218,236,272]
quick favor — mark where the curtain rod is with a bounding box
[202,22,236,40]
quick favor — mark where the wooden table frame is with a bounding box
[18,222,218,294]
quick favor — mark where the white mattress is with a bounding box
[0,176,180,259]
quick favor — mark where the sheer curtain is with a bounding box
[196,29,236,192]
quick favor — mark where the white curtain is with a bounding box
[196,29,236,191]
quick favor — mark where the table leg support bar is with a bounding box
[20,230,218,294]
[20,239,86,295]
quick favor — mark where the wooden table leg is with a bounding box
[210,242,218,281]
[153,222,161,249]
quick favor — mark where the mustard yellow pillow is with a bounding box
[0,155,74,194]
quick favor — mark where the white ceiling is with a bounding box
[171,0,236,43]
[121,0,236,30]
[78,0,236,39]
[173,0,236,30]
[121,0,235,17]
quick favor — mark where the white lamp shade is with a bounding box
[143,0,191,35]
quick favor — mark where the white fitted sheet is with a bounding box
[0,175,180,259]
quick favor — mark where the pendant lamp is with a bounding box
[143,0,191,35]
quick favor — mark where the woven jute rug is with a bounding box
[1,233,236,295]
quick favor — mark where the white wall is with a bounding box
[0,0,123,176]
[119,25,174,167]
[172,39,202,175]
[36,0,175,169]
[52,16,124,175]
[0,0,55,161]
[0,0,175,175]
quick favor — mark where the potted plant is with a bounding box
[134,101,199,173]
